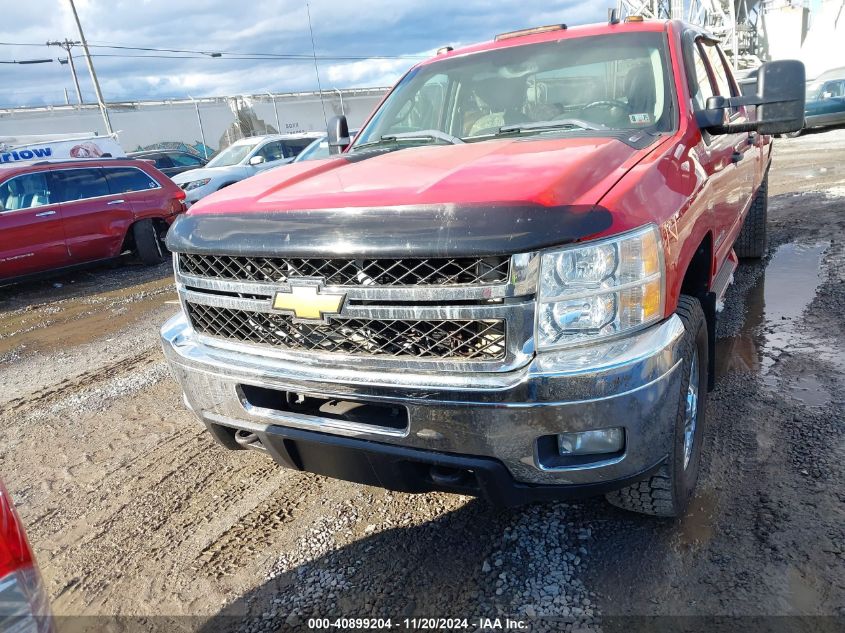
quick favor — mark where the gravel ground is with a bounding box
[1,128,844,633]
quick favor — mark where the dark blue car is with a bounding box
[787,66,845,137]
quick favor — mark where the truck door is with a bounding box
[690,38,754,268]
[0,171,68,280]
[702,42,758,210]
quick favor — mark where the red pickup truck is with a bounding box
[0,158,186,285]
[161,19,804,516]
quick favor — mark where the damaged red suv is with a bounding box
[0,158,186,285]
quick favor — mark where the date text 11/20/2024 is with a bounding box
[307,617,529,630]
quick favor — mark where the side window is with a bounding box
[104,167,159,194]
[169,153,203,167]
[49,168,109,202]
[0,173,53,211]
[256,141,286,162]
[281,139,313,158]
[688,41,715,110]
[823,81,843,98]
[701,42,740,117]
[701,43,732,98]
[393,73,447,131]
[152,154,173,169]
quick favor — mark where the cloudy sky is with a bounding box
[0,0,607,108]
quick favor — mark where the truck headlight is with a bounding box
[537,224,664,350]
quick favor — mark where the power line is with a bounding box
[0,40,426,60]
[83,42,425,59]
[306,0,328,130]
[0,58,54,64]
[71,52,415,61]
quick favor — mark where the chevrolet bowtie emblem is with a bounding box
[271,284,346,322]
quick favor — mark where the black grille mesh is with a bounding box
[186,302,506,361]
[178,253,509,286]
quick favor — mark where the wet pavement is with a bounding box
[0,129,844,632]
[715,240,836,405]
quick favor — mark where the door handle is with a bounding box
[731,151,744,163]
[107,199,125,205]
[35,210,57,217]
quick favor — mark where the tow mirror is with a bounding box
[249,155,266,166]
[327,115,350,155]
[697,60,806,135]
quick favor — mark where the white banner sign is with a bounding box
[0,135,125,164]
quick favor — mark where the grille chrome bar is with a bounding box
[179,253,510,287]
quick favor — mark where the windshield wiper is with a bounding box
[497,119,605,134]
[354,129,465,151]
[381,130,465,144]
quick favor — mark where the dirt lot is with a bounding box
[1,129,844,633]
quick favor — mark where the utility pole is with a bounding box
[66,0,113,134]
[46,39,83,104]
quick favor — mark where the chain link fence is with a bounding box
[0,88,387,157]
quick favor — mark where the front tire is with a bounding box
[132,219,166,265]
[605,295,709,517]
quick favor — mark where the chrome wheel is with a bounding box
[683,347,700,470]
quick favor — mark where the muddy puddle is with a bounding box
[676,488,718,549]
[716,242,837,406]
[0,275,176,359]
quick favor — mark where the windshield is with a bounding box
[293,136,329,162]
[354,32,673,149]
[806,82,823,100]
[206,142,259,167]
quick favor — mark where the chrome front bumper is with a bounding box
[161,311,686,489]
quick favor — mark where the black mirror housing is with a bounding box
[756,60,806,135]
[327,115,351,155]
[697,60,806,136]
[696,101,727,130]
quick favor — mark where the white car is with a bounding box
[173,133,321,204]
[291,130,360,163]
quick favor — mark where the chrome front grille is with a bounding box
[178,253,510,286]
[175,251,538,372]
[186,302,506,360]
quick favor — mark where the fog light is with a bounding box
[558,428,624,455]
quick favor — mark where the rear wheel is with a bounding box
[735,174,768,259]
[132,219,166,265]
[605,295,708,517]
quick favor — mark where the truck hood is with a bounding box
[172,164,248,184]
[190,134,656,213]
[168,134,659,258]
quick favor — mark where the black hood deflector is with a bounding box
[166,203,613,258]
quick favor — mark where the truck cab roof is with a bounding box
[423,19,672,67]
